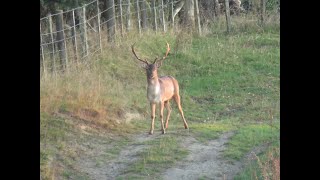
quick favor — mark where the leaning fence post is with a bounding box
[224,0,231,33]
[40,23,46,75]
[96,0,103,51]
[71,10,79,65]
[56,10,68,72]
[48,13,56,74]
[80,6,89,58]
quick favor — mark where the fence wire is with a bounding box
[40,0,279,76]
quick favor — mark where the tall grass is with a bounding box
[234,147,280,180]
[40,12,279,123]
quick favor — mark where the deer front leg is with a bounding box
[160,101,166,134]
[149,103,156,135]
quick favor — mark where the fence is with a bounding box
[40,0,278,76]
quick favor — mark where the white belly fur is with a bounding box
[147,84,161,103]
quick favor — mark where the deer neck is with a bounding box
[147,76,161,103]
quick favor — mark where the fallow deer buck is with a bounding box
[131,43,189,134]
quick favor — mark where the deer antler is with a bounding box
[131,44,149,64]
[164,42,170,58]
[154,42,170,64]
[152,57,158,64]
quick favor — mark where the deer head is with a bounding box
[131,43,170,81]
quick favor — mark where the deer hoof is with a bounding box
[162,130,166,134]
[149,131,154,135]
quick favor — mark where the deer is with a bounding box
[131,43,189,135]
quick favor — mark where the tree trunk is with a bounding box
[105,0,116,42]
[56,10,68,71]
[224,0,231,33]
[160,0,166,32]
[172,0,185,21]
[140,0,147,30]
[126,0,131,31]
[135,0,141,35]
[119,0,124,36]
[152,0,157,31]
[214,0,220,19]
[182,0,195,29]
[194,0,201,35]
[260,0,266,26]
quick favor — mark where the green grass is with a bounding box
[234,146,280,179]
[167,32,280,125]
[224,123,280,161]
[122,135,188,178]
[40,111,132,179]
[103,138,131,159]
[191,121,237,142]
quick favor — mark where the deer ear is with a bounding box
[140,63,148,69]
[156,61,162,68]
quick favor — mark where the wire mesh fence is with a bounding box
[40,0,279,77]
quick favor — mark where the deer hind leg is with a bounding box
[160,101,166,134]
[149,103,156,135]
[174,94,189,129]
[164,100,172,129]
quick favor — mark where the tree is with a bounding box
[140,0,148,30]
[104,0,115,42]
[182,0,195,29]
[40,0,88,18]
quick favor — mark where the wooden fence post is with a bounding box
[56,10,68,71]
[97,0,103,51]
[79,6,89,57]
[40,23,46,75]
[119,0,124,36]
[224,0,231,33]
[71,10,79,65]
[48,13,56,74]
[83,6,89,57]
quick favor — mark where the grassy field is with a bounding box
[40,14,280,179]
